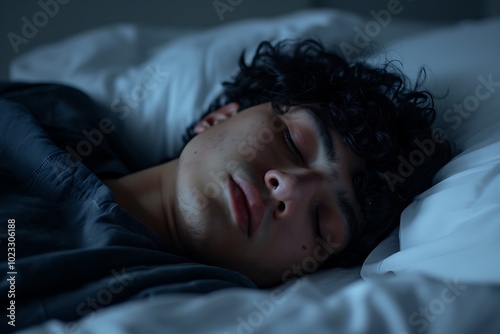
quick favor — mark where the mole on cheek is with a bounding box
[302,245,307,250]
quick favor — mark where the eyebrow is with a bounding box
[303,106,358,243]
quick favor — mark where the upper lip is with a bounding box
[232,175,265,237]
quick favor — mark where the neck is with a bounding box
[102,160,181,248]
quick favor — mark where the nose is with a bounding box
[264,169,321,218]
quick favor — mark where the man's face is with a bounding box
[175,103,364,286]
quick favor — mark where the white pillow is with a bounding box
[362,18,500,285]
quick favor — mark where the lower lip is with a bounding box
[229,177,250,236]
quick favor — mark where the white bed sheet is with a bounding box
[16,274,500,334]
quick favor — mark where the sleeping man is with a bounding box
[0,39,452,331]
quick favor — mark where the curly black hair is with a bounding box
[186,39,454,270]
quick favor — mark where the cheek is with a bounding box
[175,181,210,238]
[179,133,233,180]
[201,130,250,164]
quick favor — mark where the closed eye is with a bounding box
[284,127,305,164]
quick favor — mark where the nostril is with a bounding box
[271,178,279,188]
[278,201,285,212]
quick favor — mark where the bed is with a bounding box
[4,8,500,334]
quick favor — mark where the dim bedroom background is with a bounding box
[2,0,500,333]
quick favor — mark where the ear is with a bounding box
[193,102,239,134]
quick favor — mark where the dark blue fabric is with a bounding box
[0,83,256,333]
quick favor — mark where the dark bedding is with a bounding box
[0,83,255,333]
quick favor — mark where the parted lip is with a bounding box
[229,176,250,236]
[230,175,265,237]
